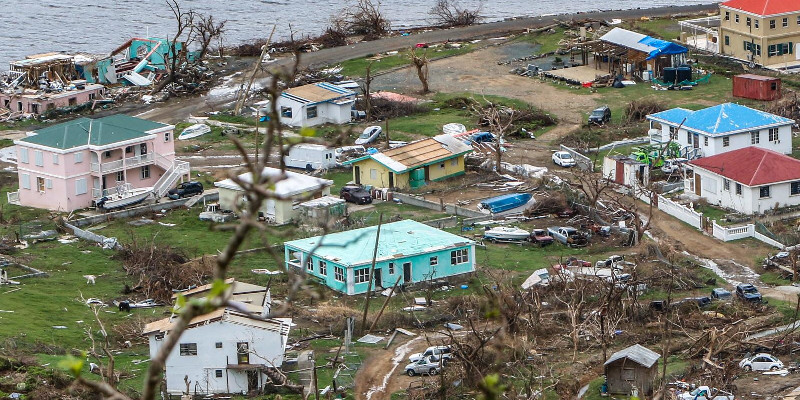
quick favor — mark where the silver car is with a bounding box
[404,355,444,376]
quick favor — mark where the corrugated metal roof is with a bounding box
[600,27,687,60]
[284,219,474,267]
[689,146,800,186]
[282,82,355,104]
[20,115,169,150]
[214,167,333,197]
[646,103,793,135]
[604,344,660,368]
[349,134,472,173]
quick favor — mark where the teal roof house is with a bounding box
[284,220,475,295]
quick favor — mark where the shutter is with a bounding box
[45,179,53,189]
[19,148,28,163]
[20,174,30,189]
[34,151,43,166]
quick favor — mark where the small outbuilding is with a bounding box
[604,344,660,396]
[733,74,781,101]
[602,155,649,188]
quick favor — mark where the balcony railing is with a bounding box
[90,153,155,174]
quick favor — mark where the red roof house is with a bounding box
[720,0,800,16]
[688,147,800,214]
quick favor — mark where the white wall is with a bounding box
[152,319,288,395]
[694,168,800,214]
[658,124,792,157]
[275,98,353,127]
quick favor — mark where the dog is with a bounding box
[83,275,96,285]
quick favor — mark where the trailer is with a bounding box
[283,144,337,171]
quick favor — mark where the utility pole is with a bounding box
[233,25,275,116]
[360,214,383,334]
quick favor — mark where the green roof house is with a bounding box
[284,219,476,295]
[9,114,189,212]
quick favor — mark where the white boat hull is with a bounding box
[99,187,153,210]
[484,227,530,241]
[178,124,211,140]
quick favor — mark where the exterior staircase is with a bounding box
[153,154,190,198]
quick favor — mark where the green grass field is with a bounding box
[339,45,474,77]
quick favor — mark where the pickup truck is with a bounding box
[529,229,554,246]
[547,227,588,247]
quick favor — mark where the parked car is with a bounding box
[529,229,554,246]
[405,355,443,376]
[340,185,372,205]
[356,126,382,145]
[736,283,762,303]
[739,353,783,371]
[552,151,577,167]
[470,131,495,144]
[588,105,611,125]
[711,288,732,300]
[168,181,204,200]
[408,346,451,363]
[661,158,689,174]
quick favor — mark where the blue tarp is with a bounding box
[638,36,688,60]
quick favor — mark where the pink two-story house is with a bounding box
[8,114,190,212]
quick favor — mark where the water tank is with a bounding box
[663,67,677,84]
[677,66,692,83]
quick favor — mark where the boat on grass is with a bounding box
[178,124,211,140]
[477,193,533,214]
[483,226,530,241]
[96,184,153,210]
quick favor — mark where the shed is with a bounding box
[297,195,346,226]
[602,155,649,188]
[733,74,781,101]
[604,344,660,395]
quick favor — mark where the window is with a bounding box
[306,106,318,119]
[751,131,760,144]
[125,146,133,154]
[687,131,692,144]
[735,14,739,23]
[164,131,170,142]
[754,19,759,29]
[769,128,779,141]
[669,126,678,140]
[334,266,345,282]
[746,17,751,26]
[792,182,800,195]
[75,178,89,196]
[319,261,327,276]
[305,256,313,271]
[354,268,369,284]
[451,249,469,265]
[179,343,197,356]
[767,43,793,57]
[704,137,708,146]
[281,106,292,118]
[370,169,377,179]
[215,342,223,348]
[52,154,59,165]
[140,143,148,155]
[783,17,788,27]
[104,150,112,158]
[723,136,730,147]
[759,186,770,198]
[74,152,83,163]
[388,262,395,275]
[724,11,729,21]
[439,163,445,169]
[724,36,730,46]
[771,82,778,90]
[735,183,742,195]
[116,171,124,182]
[34,150,43,166]
[744,41,761,55]
[17,101,22,112]
[36,177,45,192]
[154,333,164,341]
[237,342,249,364]
[450,158,457,166]
[215,370,223,378]
[430,256,438,266]
[723,179,730,191]
[19,148,28,164]
[20,174,30,190]
[141,165,150,179]
[770,19,776,29]
[797,15,800,25]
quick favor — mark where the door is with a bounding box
[388,172,394,188]
[694,173,702,196]
[373,268,382,288]
[246,370,259,392]
[693,134,699,149]
[403,262,412,284]
[354,166,361,184]
[615,160,624,184]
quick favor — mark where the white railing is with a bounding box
[153,159,191,198]
[91,153,156,173]
[656,195,703,229]
[6,191,20,205]
[711,220,785,249]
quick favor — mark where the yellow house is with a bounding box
[718,0,800,68]
[344,134,472,189]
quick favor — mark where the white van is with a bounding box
[283,144,336,171]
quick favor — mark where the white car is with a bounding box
[552,151,577,167]
[677,386,734,400]
[661,158,688,174]
[355,126,382,145]
[739,353,783,371]
[404,355,444,376]
[408,345,451,363]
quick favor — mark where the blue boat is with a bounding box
[477,193,533,214]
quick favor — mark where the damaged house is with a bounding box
[276,82,356,127]
[604,344,660,396]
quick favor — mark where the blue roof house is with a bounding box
[283,220,475,295]
[646,103,794,159]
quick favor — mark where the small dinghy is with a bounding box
[477,193,533,214]
[178,124,211,140]
[484,226,530,241]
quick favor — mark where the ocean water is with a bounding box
[0,0,713,69]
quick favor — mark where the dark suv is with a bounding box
[588,106,611,125]
[340,185,372,205]
[168,181,204,199]
[736,283,762,303]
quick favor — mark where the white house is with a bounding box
[214,167,333,224]
[276,82,356,127]
[687,146,800,215]
[646,103,794,159]
[173,278,271,309]
[143,306,291,396]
